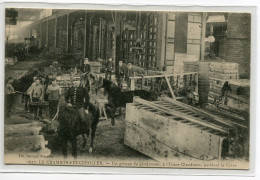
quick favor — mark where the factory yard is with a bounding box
[4,9,251,169]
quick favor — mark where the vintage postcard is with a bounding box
[4,6,251,170]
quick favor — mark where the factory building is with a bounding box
[4,8,251,167]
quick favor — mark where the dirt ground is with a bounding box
[44,116,151,161]
[5,94,151,162]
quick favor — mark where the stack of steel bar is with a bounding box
[124,96,247,161]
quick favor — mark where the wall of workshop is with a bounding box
[225,13,251,79]
[47,19,56,52]
[56,15,68,53]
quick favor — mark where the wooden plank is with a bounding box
[133,97,229,134]
[129,72,198,79]
[162,96,247,129]
[164,73,176,100]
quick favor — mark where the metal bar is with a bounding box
[133,97,229,134]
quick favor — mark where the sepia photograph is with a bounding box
[4,7,251,170]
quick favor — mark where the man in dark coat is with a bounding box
[65,80,90,126]
[124,63,134,86]
[105,57,114,80]
[116,61,125,86]
[79,58,91,90]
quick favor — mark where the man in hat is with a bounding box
[116,61,125,86]
[79,58,91,91]
[65,80,90,127]
[105,57,114,80]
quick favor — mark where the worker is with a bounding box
[5,77,16,117]
[79,58,91,91]
[29,79,44,119]
[116,61,125,87]
[26,76,38,112]
[105,57,114,80]
[124,63,134,86]
[41,76,48,101]
[65,80,90,130]
[221,81,232,105]
[46,79,61,118]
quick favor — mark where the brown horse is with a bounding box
[57,102,100,158]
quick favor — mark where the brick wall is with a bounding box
[48,19,56,50]
[41,21,47,48]
[225,38,250,78]
[225,13,251,78]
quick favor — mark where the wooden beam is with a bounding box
[200,12,207,61]
[129,72,198,79]
[164,73,176,100]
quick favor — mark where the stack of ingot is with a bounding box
[172,53,199,90]
[207,62,239,105]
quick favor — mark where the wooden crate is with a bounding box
[124,99,226,161]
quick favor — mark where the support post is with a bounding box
[46,17,49,47]
[195,73,199,93]
[67,13,69,52]
[54,17,57,48]
[84,11,87,58]
[112,11,117,71]
[200,12,207,61]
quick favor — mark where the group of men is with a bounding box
[105,57,134,87]
[26,76,61,119]
[5,57,134,123]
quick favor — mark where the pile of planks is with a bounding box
[5,121,51,156]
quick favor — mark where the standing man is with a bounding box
[65,80,90,130]
[105,57,114,80]
[116,61,125,87]
[79,58,91,91]
[125,63,134,86]
[29,79,44,119]
[46,79,61,118]
[5,77,15,117]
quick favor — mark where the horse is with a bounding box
[57,101,100,158]
[100,78,158,125]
